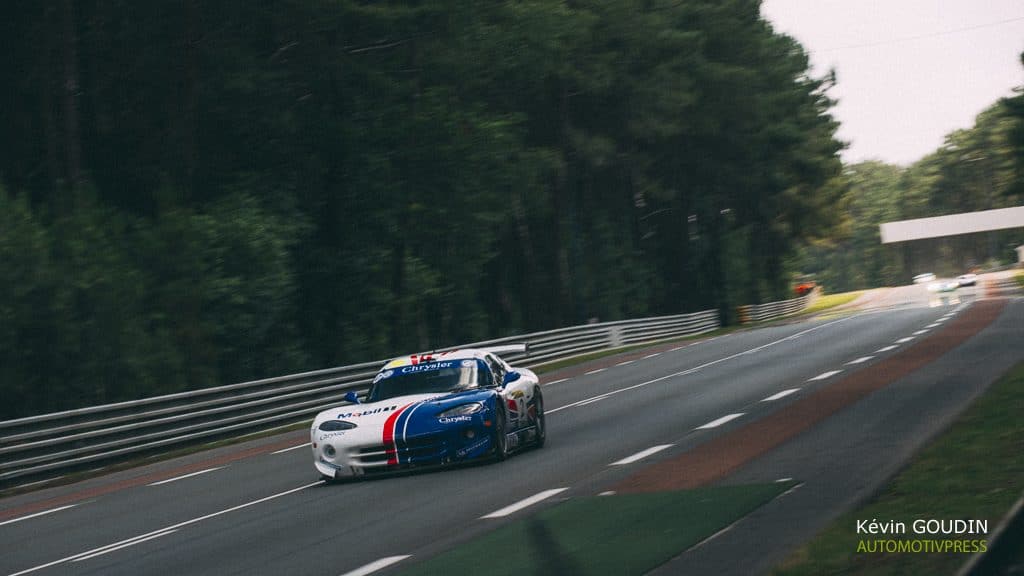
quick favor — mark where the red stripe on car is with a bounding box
[383,404,412,466]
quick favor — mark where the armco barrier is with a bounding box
[0,309,719,487]
[736,287,819,324]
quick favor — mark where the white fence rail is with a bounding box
[736,288,818,324]
[0,309,719,487]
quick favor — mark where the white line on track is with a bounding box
[616,360,635,366]
[846,356,874,365]
[927,323,941,328]
[913,329,928,335]
[695,413,744,430]
[0,505,78,527]
[10,477,66,491]
[808,370,842,381]
[544,378,568,386]
[339,556,412,576]
[547,316,854,415]
[643,353,661,359]
[609,445,674,466]
[670,346,685,351]
[761,389,799,402]
[875,345,898,353]
[575,396,608,407]
[148,467,225,486]
[72,530,178,562]
[272,443,311,454]
[481,488,568,519]
[8,481,322,576]
[896,337,914,343]
[584,368,606,375]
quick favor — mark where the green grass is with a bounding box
[398,482,796,576]
[773,362,1024,576]
[800,290,865,315]
[1014,269,1024,288]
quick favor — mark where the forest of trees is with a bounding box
[801,91,1024,292]
[1,1,1018,419]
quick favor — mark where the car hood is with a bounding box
[311,389,493,445]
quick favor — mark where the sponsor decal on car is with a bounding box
[438,415,473,424]
[338,405,398,418]
[399,361,454,374]
[456,438,490,457]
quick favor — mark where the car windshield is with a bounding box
[367,359,491,402]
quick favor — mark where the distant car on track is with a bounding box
[927,280,959,293]
[957,273,978,287]
[311,346,544,482]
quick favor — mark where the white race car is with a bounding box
[311,346,545,481]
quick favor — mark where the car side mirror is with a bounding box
[502,371,521,385]
[344,391,361,404]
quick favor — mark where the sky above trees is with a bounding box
[762,0,1024,165]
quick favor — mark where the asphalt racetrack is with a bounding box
[2,281,1021,576]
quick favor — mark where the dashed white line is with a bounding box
[609,445,674,466]
[575,396,608,407]
[875,345,898,353]
[846,356,874,365]
[339,556,412,576]
[616,360,635,366]
[72,530,178,562]
[896,337,914,343]
[481,488,569,518]
[8,481,322,576]
[913,329,928,335]
[775,477,793,483]
[670,346,685,351]
[584,368,606,375]
[545,378,568,386]
[926,323,941,328]
[547,316,854,415]
[148,467,225,486]
[0,505,78,527]
[761,389,799,402]
[808,370,842,381]
[695,413,745,430]
[272,443,311,455]
[643,353,661,359]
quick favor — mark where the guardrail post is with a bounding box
[608,326,623,348]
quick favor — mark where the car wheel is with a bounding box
[491,404,509,461]
[531,388,546,449]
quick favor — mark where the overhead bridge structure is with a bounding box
[880,206,1024,244]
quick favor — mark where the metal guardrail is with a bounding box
[735,288,818,324]
[0,309,719,487]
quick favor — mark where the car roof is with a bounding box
[381,349,492,370]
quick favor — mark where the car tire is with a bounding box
[491,403,509,462]
[531,388,546,449]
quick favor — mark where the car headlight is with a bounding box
[318,420,357,431]
[437,403,484,419]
